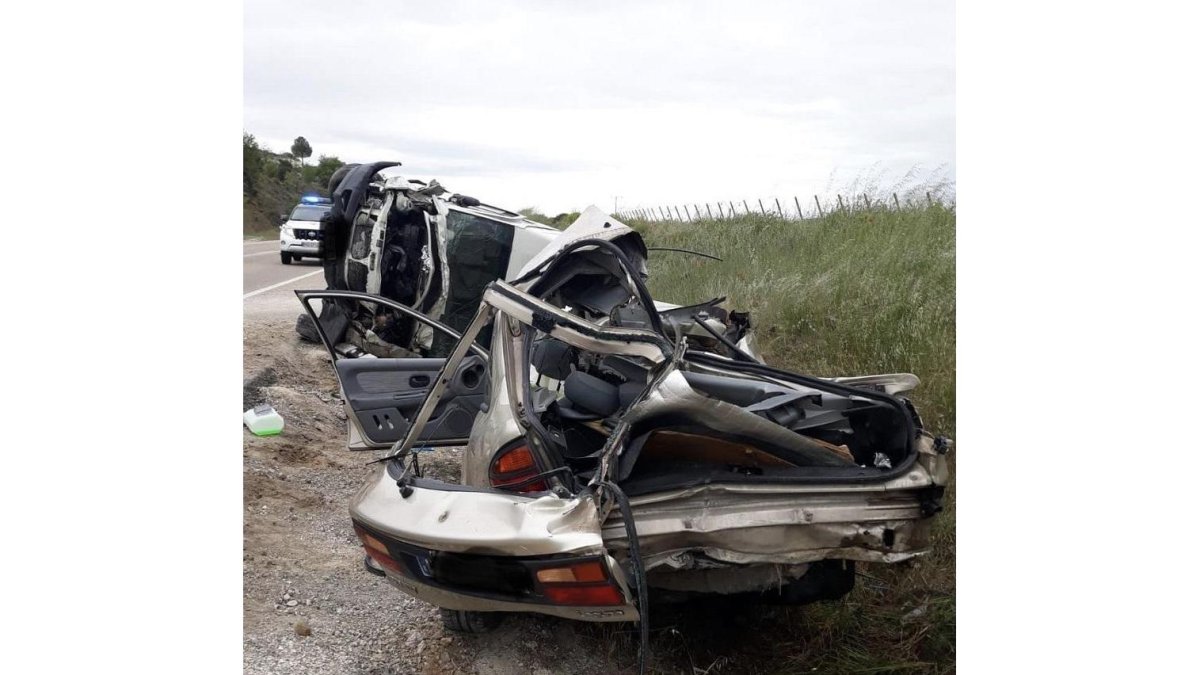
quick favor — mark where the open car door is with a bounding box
[295,290,490,450]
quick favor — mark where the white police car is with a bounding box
[279,195,332,264]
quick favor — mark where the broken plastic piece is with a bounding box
[873,452,892,469]
[244,404,284,436]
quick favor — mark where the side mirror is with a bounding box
[278,214,289,225]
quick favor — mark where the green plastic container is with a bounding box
[244,404,284,436]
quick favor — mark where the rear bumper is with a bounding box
[350,469,637,621]
[368,557,637,622]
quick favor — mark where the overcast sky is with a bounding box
[245,0,954,215]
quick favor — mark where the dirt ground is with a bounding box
[243,312,626,674]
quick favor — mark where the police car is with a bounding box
[279,195,332,264]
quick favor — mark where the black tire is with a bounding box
[439,608,504,633]
[293,255,303,261]
[281,252,292,265]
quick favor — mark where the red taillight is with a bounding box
[543,584,625,606]
[489,444,547,493]
[536,559,625,606]
[353,523,404,575]
[535,561,608,584]
[495,445,536,474]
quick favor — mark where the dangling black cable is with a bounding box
[599,480,649,675]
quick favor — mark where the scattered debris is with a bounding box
[244,403,284,436]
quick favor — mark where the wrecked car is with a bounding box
[295,207,952,648]
[295,161,561,359]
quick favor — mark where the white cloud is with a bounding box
[245,0,954,213]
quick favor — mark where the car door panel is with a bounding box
[335,355,488,446]
[295,289,491,450]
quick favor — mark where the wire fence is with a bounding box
[616,191,954,222]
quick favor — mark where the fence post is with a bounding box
[926,191,934,207]
[673,205,683,220]
[706,203,713,219]
[814,195,823,217]
[657,206,666,220]
[837,194,845,212]
[863,194,871,209]
[717,202,725,218]
[758,198,766,215]
[893,193,900,209]
[694,205,702,221]
[729,201,736,216]
[775,197,783,217]
[794,196,803,219]
[743,199,750,214]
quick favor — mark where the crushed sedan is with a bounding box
[295,197,951,664]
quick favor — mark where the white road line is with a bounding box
[243,239,278,247]
[243,251,278,258]
[243,270,324,299]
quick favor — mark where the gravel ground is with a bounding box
[242,315,620,675]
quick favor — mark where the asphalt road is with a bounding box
[243,238,326,318]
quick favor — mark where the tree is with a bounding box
[291,136,313,167]
[305,155,346,189]
[243,132,264,195]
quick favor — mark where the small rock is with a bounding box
[283,594,292,601]
[287,600,299,607]
[294,621,312,637]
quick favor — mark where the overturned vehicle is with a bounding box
[297,190,951,637]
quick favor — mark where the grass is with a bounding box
[595,205,956,673]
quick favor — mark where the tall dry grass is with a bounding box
[582,204,956,673]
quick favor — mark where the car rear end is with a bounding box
[349,463,640,623]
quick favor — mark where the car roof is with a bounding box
[446,202,558,231]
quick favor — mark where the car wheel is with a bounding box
[440,608,504,633]
[293,255,302,261]
[281,252,292,265]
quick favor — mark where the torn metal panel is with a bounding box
[614,369,860,470]
[485,281,672,363]
[352,466,606,557]
[514,206,644,281]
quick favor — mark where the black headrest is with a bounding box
[564,371,620,417]
[531,339,576,380]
